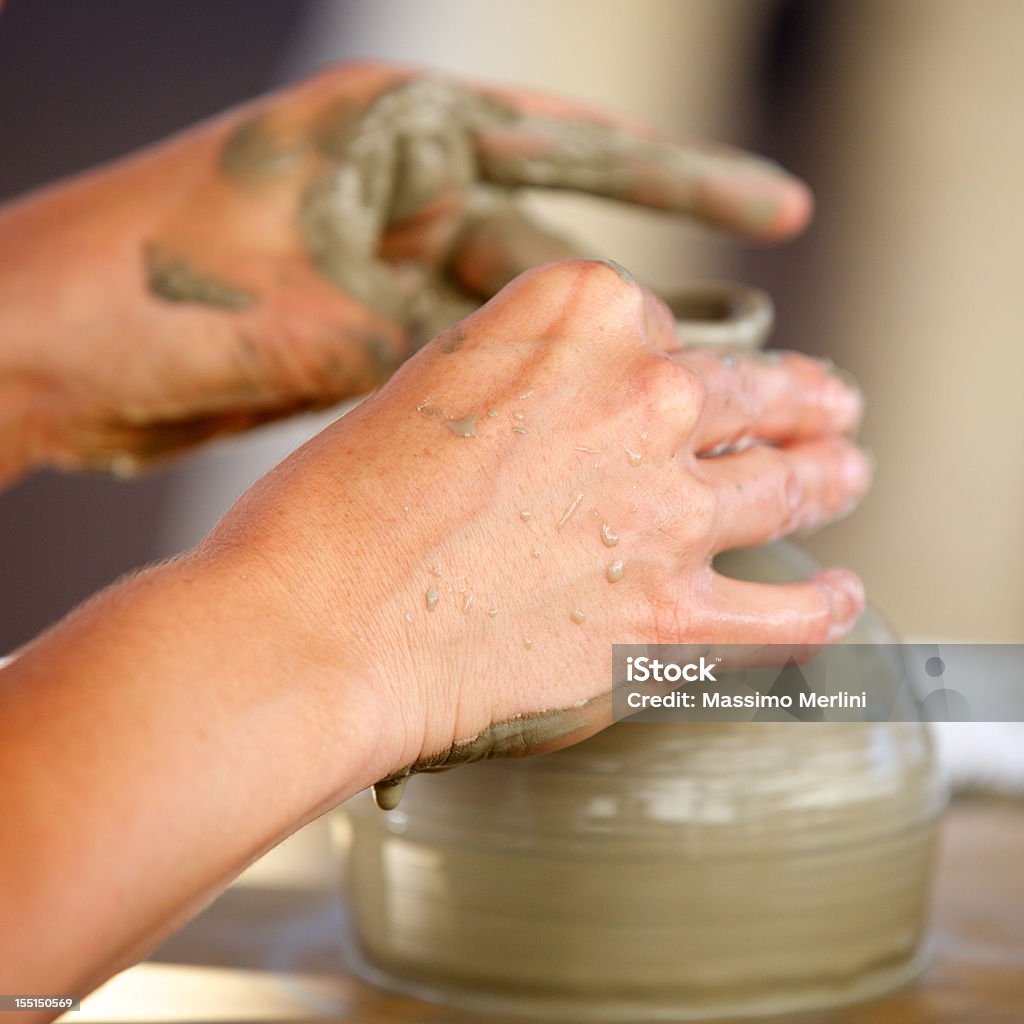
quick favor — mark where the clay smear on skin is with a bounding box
[146,71,790,320]
[144,245,254,310]
[220,115,304,181]
[371,693,607,810]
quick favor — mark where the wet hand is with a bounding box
[199,260,868,803]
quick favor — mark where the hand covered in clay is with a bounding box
[0,63,812,482]
[200,260,868,806]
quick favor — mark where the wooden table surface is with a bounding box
[75,797,1024,1023]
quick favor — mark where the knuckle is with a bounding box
[516,258,644,327]
[640,357,705,431]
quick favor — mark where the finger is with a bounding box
[471,94,812,240]
[449,192,585,297]
[700,437,872,550]
[676,349,863,452]
[701,567,865,645]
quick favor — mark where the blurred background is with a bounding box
[0,0,1021,903]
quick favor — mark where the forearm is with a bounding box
[0,544,393,1003]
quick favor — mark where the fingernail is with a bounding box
[842,448,873,492]
[820,571,865,641]
[594,258,637,285]
[823,366,864,427]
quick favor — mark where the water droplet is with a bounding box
[487,409,499,418]
[461,592,474,614]
[512,426,528,434]
[447,416,478,438]
[531,549,541,558]
[487,607,498,618]
[402,504,410,513]
[571,609,586,625]
[512,410,526,421]
[625,448,642,467]
[520,509,532,521]
[404,611,413,623]
[640,432,649,441]
[601,523,619,547]
[517,390,534,399]
[524,637,533,650]
[607,560,624,583]
[425,587,439,611]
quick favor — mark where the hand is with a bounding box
[0,63,812,481]
[0,262,866,989]
[201,260,868,799]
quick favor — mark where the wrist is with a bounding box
[177,534,409,805]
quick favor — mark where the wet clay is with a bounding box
[476,113,790,224]
[145,244,254,310]
[296,77,514,325]
[220,115,303,181]
[289,74,787,334]
[370,693,606,811]
[347,716,944,1021]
